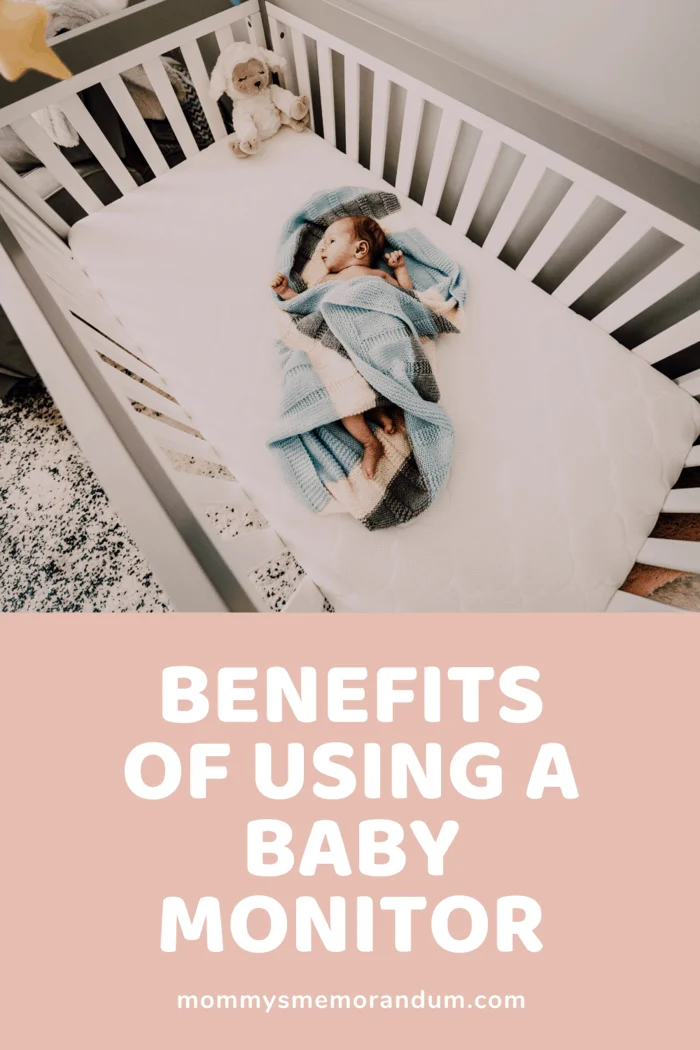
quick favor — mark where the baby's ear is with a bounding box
[355,239,370,259]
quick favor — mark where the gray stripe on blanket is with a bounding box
[430,312,461,335]
[409,337,441,402]
[362,455,432,530]
[290,191,401,290]
[291,313,435,407]
[291,312,349,358]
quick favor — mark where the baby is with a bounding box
[271,216,413,480]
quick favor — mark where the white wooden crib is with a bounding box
[0,0,698,613]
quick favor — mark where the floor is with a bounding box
[1,379,697,613]
[0,380,172,612]
[653,572,700,610]
[0,379,318,613]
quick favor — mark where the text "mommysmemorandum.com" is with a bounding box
[177,991,525,1012]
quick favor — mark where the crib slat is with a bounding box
[0,182,71,254]
[0,158,71,238]
[516,184,596,280]
[291,28,314,132]
[593,246,700,333]
[32,254,106,308]
[178,473,247,506]
[369,73,390,176]
[553,213,649,307]
[246,10,265,48]
[451,129,501,236]
[9,230,62,273]
[44,275,140,347]
[317,43,336,148]
[267,15,290,90]
[607,590,689,613]
[394,92,424,196]
[663,488,700,514]
[58,95,137,196]
[13,240,68,288]
[422,112,461,215]
[1,215,71,273]
[214,25,236,54]
[281,574,326,612]
[135,412,214,460]
[105,364,192,424]
[633,310,700,365]
[102,361,174,411]
[0,188,72,256]
[222,528,287,578]
[141,58,199,160]
[49,290,146,364]
[180,39,227,141]
[70,316,161,384]
[96,343,166,386]
[344,57,360,163]
[638,537,700,576]
[678,367,700,396]
[101,75,169,177]
[686,446,700,468]
[43,266,119,320]
[10,116,103,214]
[482,156,545,257]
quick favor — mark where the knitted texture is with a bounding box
[268,186,467,530]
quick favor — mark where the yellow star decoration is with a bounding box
[0,0,71,81]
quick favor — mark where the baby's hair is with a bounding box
[349,215,386,264]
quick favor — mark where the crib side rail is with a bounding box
[2,0,696,611]
[0,198,326,613]
[0,0,266,232]
[266,2,700,608]
[3,0,698,385]
[0,2,263,126]
[0,223,224,611]
[264,4,700,383]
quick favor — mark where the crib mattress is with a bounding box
[70,129,700,612]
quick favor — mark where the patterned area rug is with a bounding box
[0,380,316,613]
[0,381,172,612]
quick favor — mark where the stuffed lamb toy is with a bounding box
[209,42,309,157]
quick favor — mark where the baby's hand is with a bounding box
[271,273,289,294]
[385,250,406,270]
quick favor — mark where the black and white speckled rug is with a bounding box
[0,381,172,612]
[0,381,324,613]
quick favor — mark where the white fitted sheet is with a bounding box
[70,129,700,611]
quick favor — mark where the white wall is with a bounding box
[353,0,700,175]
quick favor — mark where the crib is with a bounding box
[0,0,698,613]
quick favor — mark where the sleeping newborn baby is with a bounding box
[271,216,413,479]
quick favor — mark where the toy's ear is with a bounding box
[209,53,228,100]
[258,48,287,75]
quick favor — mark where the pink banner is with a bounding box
[4,613,697,1047]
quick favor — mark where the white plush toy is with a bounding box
[209,41,309,157]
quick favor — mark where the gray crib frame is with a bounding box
[0,0,698,613]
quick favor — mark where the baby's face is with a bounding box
[319,219,362,273]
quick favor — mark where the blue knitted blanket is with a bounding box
[268,187,467,530]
